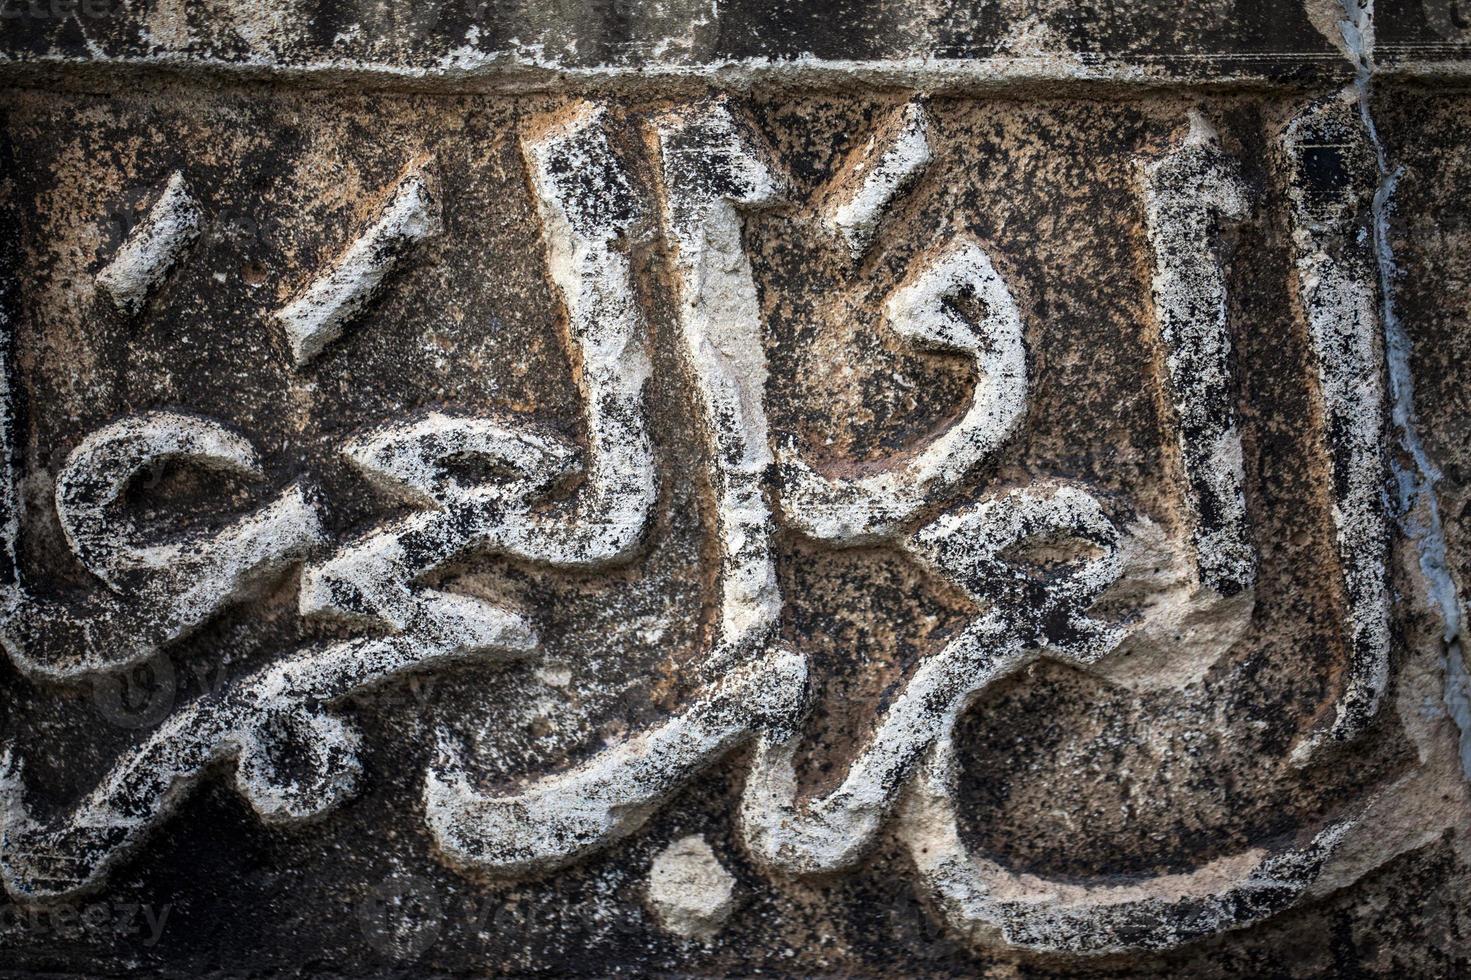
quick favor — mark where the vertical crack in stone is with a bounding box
[1341,0,1471,778]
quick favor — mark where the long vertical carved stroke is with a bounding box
[276,160,441,368]
[1280,90,1392,764]
[0,413,324,680]
[1140,112,1257,596]
[777,240,1028,544]
[514,104,658,566]
[298,104,657,634]
[426,98,796,873]
[654,98,787,659]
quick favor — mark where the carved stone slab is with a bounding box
[1,1,1469,976]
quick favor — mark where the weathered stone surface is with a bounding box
[0,1,1469,977]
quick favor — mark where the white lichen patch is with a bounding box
[646,835,736,940]
[95,171,202,315]
[1139,111,1256,596]
[277,160,441,367]
[824,100,932,258]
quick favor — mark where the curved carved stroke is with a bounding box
[741,484,1122,874]
[0,608,534,902]
[299,413,578,632]
[897,736,1352,955]
[777,240,1029,545]
[1,412,324,679]
[427,648,808,875]
[885,480,1351,955]
[299,104,657,633]
[1140,112,1256,596]
[1280,90,1392,764]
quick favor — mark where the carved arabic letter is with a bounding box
[95,171,202,316]
[0,613,535,903]
[1279,89,1392,764]
[277,159,441,367]
[741,483,1123,875]
[1,412,323,679]
[653,96,787,661]
[300,104,657,634]
[1140,111,1257,596]
[897,734,1353,955]
[823,100,932,259]
[425,97,797,873]
[778,239,1029,544]
[425,650,806,876]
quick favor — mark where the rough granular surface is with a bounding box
[1,1,1470,977]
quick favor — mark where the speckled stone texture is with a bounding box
[1,2,1470,977]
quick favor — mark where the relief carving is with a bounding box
[0,91,1422,961]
